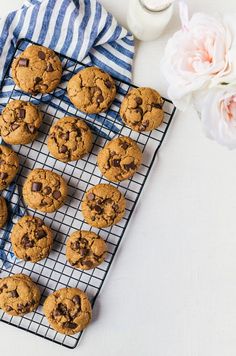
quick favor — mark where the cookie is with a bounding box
[12,44,62,94]
[120,87,164,132]
[0,196,8,228]
[66,230,107,270]
[48,117,93,162]
[43,287,92,335]
[11,216,53,262]
[0,144,19,190]
[0,100,42,145]
[23,169,68,213]
[0,274,40,316]
[81,184,126,228]
[97,136,142,182]
[67,66,116,114]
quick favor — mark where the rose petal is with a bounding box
[162,12,235,110]
[201,86,236,149]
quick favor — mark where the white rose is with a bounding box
[201,85,236,149]
[162,7,236,110]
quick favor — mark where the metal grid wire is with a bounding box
[0,38,176,348]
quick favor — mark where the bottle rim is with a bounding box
[139,0,173,12]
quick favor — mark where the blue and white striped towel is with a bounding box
[0,0,134,267]
[0,0,134,87]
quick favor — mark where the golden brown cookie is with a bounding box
[43,287,92,335]
[23,169,68,213]
[11,216,53,262]
[120,87,164,132]
[97,136,142,182]
[66,230,107,270]
[67,66,116,114]
[0,274,40,316]
[0,100,42,145]
[0,196,8,228]
[81,184,126,228]
[47,117,93,162]
[0,144,19,190]
[12,44,62,94]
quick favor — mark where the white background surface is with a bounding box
[1,1,236,355]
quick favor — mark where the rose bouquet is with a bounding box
[162,2,236,149]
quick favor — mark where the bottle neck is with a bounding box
[139,0,173,12]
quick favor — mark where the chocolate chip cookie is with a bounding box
[120,87,164,132]
[11,216,53,262]
[47,117,93,162]
[66,230,107,270]
[12,44,62,94]
[97,136,142,182]
[0,144,19,190]
[0,274,40,316]
[0,100,42,145]
[67,67,116,114]
[23,169,68,213]
[0,196,8,228]
[81,184,126,228]
[43,287,92,335]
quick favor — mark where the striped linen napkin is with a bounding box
[0,0,134,267]
[0,0,134,87]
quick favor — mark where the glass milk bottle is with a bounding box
[127,0,174,41]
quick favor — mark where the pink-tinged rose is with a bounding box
[162,10,236,110]
[201,86,236,149]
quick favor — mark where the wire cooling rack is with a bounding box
[0,38,176,348]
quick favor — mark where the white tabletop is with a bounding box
[1,1,236,355]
